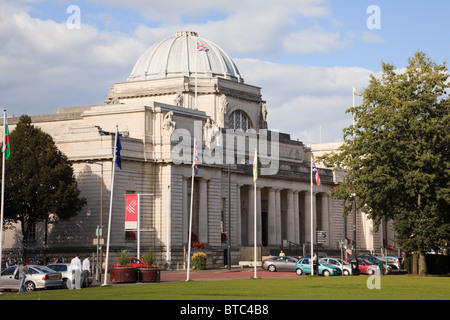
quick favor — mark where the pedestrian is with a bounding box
[70,253,82,289]
[279,250,285,256]
[17,260,30,293]
[82,254,91,288]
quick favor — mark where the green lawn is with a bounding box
[1,276,449,300]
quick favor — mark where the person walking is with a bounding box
[82,254,91,288]
[70,254,82,289]
[17,260,30,293]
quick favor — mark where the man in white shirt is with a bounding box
[70,254,82,289]
[82,254,91,288]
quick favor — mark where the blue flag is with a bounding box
[115,133,122,169]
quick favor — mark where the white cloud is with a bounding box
[283,26,348,54]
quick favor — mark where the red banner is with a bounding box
[125,194,138,230]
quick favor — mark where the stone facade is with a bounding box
[1,31,397,267]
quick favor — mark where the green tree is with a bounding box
[2,115,86,257]
[322,52,450,275]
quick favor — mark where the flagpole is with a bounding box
[310,157,314,275]
[253,148,257,279]
[186,138,196,281]
[103,125,119,286]
[0,110,6,293]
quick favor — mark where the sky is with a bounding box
[1,0,449,144]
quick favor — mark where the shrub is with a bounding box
[192,252,207,270]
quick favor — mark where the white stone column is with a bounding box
[198,178,208,243]
[275,189,281,246]
[267,188,276,245]
[293,191,300,244]
[182,177,188,245]
[248,186,254,245]
[236,184,242,246]
[256,187,262,245]
[304,191,315,245]
[321,193,329,246]
[287,190,295,243]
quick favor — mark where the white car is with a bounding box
[46,263,93,289]
[321,258,352,275]
[0,265,63,292]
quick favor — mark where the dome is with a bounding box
[127,31,243,83]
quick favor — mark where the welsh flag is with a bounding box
[353,87,362,96]
[3,116,10,160]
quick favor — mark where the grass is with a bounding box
[1,275,449,300]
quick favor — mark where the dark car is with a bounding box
[262,256,298,272]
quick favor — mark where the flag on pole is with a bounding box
[311,158,321,186]
[115,132,122,169]
[196,41,209,52]
[353,86,362,96]
[253,148,258,182]
[3,115,10,160]
[194,140,198,176]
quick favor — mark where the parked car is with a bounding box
[321,258,352,275]
[112,257,150,268]
[358,255,390,274]
[295,258,341,276]
[262,256,298,272]
[0,265,62,292]
[46,263,93,289]
[375,256,403,270]
[345,258,378,275]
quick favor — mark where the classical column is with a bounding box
[267,188,276,245]
[286,190,295,243]
[256,187,262,245]
[236,184,242,246]
[275,189,281,246]
[248,186,254,245]
[198,178,208,243]
[321,193,329,246]
[293,191,300,244]
[182,177,188,245]
[304,191,315,246]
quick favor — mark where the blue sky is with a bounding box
[1,0,449,144]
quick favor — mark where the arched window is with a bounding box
[228,110,251,131]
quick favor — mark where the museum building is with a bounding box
[2,31,395,267]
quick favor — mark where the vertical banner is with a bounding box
[125,194,138,230]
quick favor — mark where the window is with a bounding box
[228,110,251,131]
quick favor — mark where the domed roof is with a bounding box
[127,31,243,83]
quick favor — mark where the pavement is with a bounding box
[92,266,301,286]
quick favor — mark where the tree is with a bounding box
[2,115,86,257]
[321,52,450,275]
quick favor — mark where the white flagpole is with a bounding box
[0,110,6,293]
[103,125,119,286]
[310,157,314,275]
[253,148,258,279]
[186,138,196,281]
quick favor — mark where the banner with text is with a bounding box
[125,194,138,230]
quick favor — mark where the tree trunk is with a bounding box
[418,252,427,276]
[412,252,418,275]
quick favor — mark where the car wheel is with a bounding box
[322,270,331,277]
[268,265,276,272]
[368,269,374,275]
[296,268,303,276]
[25,281,36,292]
[343,269,350,276]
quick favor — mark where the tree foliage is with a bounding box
[2,115,86,256]
[321,52,450,256]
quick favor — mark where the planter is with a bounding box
[138,268,160,283]
[109,267,138,283]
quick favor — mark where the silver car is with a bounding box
[0,265,63,292]
[46,263,93,289]
[262,256,299,272]
[321,258,352,275]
